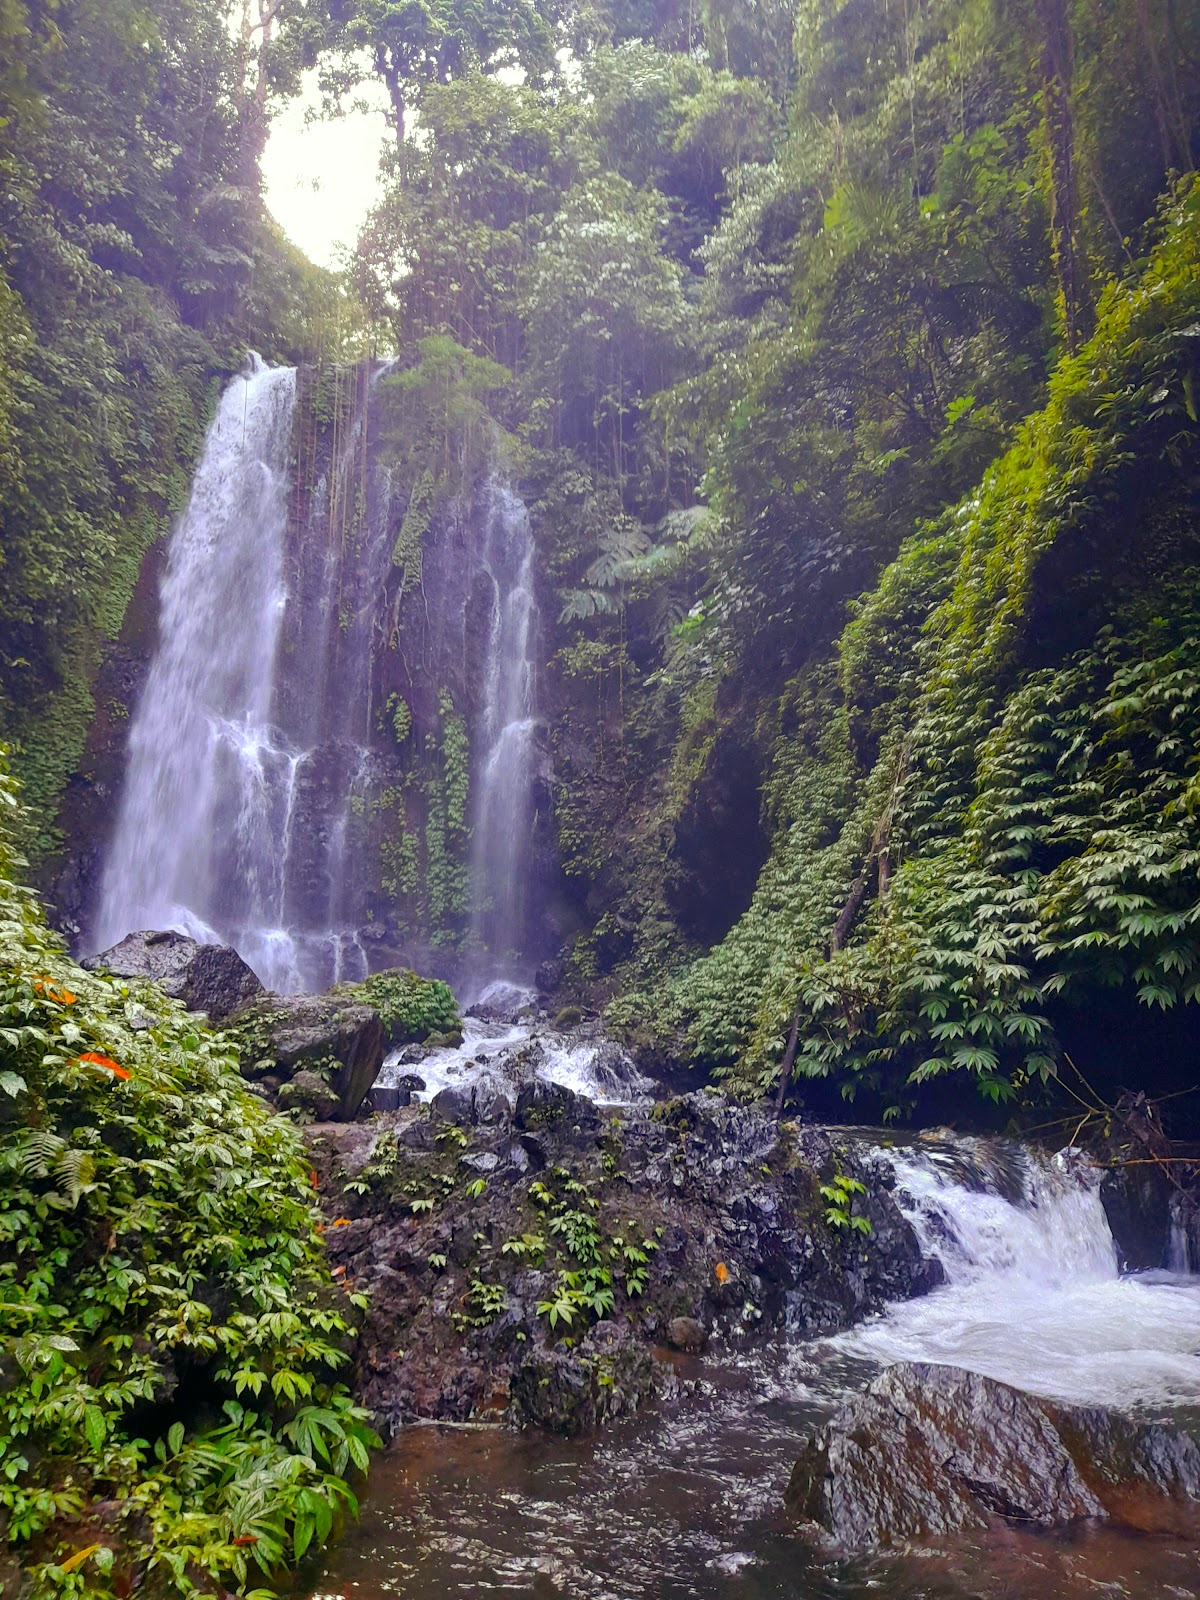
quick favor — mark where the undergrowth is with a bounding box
[646,176,1200,1112]
[0,751,378,1596]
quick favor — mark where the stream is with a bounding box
[310,1111,1200,1598]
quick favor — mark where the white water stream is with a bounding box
[469,482,541,963]
[378,1001,653,1110]
[94,357,299,980]
[92,358,394,992]
[828,1136,1200,1414]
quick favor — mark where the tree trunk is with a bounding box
[774,1007,802,1123]
[1036,0,1084,350]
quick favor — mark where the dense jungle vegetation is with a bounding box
[2,0,1199,1098]
[2,0,1200,1585]
[322,0,1200,1118]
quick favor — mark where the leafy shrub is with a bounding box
[0,751,378,1595]
[349,967,460,1047]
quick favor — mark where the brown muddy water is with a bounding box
[309,1344,1200,1600]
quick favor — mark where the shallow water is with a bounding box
[311,1137,1200,1598]
[312,1352,1200,1600]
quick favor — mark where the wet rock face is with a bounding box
[83,929,263,1021]
[1100,1165,1172,1269]
[510,1323,659,1435]
[230,992,384,1119]
[308,1093,940,1439]
[788,1362,1200,1549]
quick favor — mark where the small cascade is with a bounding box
[1167,1192,1199,1273]
[469,481,541,964]
[377,1010,652,1110]
[93,358,395,993]
[830,1135,1200,1411]
[880,1136,1118,1285]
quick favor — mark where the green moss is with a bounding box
[349,967,460,1047]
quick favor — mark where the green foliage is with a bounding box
[350,967,460,1047]
[529,1171,658,1334]
[383,692,413,746]
[654,178,1200,1109]
[0,0,334,851]
[820,1171,871,1236]
[0,751,378,1592]
[451,1277,507,1331]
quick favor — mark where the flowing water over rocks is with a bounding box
[312,1123,1200,1599]
[376,1006,654,1114]
[828,1135,1200,1413]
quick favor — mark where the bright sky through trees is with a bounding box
[262,70,389,267]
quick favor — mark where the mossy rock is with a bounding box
[227,993,384,1119]
[338,967,460,1049]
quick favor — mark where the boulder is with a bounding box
[515,1079,598,1145]
[431,1084,476,1124]
[787,1361,1200,1549]
[665,1316,708,1353]
[276,1069,340,1121]
[84,930,262,1022]
[466,981,533,1025]
[509,1322,657,1435]
[229,993,384,1120]
[367,1073,427,1115]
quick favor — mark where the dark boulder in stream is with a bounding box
[787,1361,1200,1548]
[83,929,263,1021]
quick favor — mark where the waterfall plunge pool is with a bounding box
[309,1134,1200,1599]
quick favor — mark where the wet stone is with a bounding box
[788,1361,1200,1549]
[665,1317,708,1353]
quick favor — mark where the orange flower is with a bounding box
[79,1051,131,1081]
[713,1261,730,1285]
[33,976,76,1005]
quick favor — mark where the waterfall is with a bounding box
[830,1136,1200,1411]
[93,357,391,994]
[469,481,541,964]
[94,357,297,982]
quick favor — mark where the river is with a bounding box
[310,1127,1200,1598]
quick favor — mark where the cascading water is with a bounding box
[94,357,394,993]
[829,1136,1200,1411]
[468,481,541,965]
[93,357,298,983]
